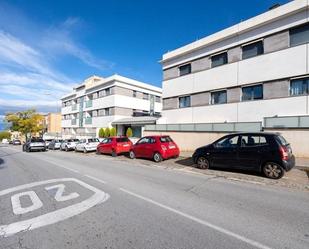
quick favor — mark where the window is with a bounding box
[290,23,309,47]
[98,109,105,116]
[179,64,191,76]
[160,136,173,143]
[290,77,309,96]
[211,90,227,105]
[92,110,98,117]
[215,135,239,148]
[179,96,191,108]
[211,52,228,68]
[143,93,149,100]
[133,90,137,97]
[93,92,98,99]
[105,88,111,96]
[155,96,161,103]
[105,108,110,116]
[242,40,264,59]
[98,90,105,97]
[242,85,263,101]
[240,136,268,147]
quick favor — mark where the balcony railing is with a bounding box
[85,117,92,125]
[85,100,93,108]
[72,104,77,111]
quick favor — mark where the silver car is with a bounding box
[60,139,79,152]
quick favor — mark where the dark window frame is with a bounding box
[179,64,191,76]
[242,40,264,59]
[290,22,309,47]
[211,90,227,105]
[211,52,228,68]
[179,96,191,108]
[290,77,309,96]
[241,84,263,101]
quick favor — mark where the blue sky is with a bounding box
[0,0,289,118]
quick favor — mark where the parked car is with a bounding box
[44,139,53,147]
[23,138,46,152]
[1,139,9,144]
[192,132,295,179]
[97,136,133,157]
[75,138,100,153]
[129,135,179,162]
[48,139,63,150]
[60,139,79,151]
[12,139,21,145]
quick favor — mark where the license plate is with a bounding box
[169,145,176,149]
[123,144,129,147]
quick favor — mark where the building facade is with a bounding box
[61,75,162,138]
[160,0,309,125]
[43,113,62,134]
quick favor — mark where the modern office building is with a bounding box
[160,0,309,125]
[61,75,162,138]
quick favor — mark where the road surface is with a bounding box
[0,145,308,249]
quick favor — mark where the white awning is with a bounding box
[112,116,158,125]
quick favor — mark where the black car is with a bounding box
[23,138,46,152]
[192,132,295,179]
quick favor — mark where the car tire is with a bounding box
[129,150,135,159]
[153,152,162,163]
[96,149,101,155]
[111,150,117,157]
[65,146,68,152]
[262,162,285,179]
[83,148,87,154]
[196,156,209,170]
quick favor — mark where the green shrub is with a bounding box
[0,131,11,141]
[110,127,117,136]
[126,127,133,137]
[105,127,110,137]
[98,128,105,138]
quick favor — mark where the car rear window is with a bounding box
[276,135,289,146]
[116,137,129,143]
[31,138,44,142]
[159,136,173,143]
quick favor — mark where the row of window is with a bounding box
[178,22,309,76]
[91,108,111,117]
[92,88,111,99]
[178,76,309,107]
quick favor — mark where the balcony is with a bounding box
[71,119,77,125]
[85,100,93,108]
[85,117,92,125]
[71,104,77,111]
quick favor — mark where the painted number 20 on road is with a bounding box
[0,178,109,237]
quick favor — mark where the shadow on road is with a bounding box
[175,156,263,178]
[0,158,5,169]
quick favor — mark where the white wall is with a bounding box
[61,119,71,128]
[162,96,308,124]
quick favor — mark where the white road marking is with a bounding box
[0,178,109,237]
[84,175,106,184]
[119,188,272,249]
[54,165,79,173]
[11,191,43,215]
[45,184,79,202]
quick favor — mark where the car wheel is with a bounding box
[263,162,285,179]
[26,147,30,153]
[129,150,135,159]
[153,152,162,163]
[196,156,209,169]
[111,150,117,157]
[83,148,87,154]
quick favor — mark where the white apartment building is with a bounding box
[160,0,309,125]
[61,75,162,138]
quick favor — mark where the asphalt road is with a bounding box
[0,145,308,249]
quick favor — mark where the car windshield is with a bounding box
[116,137,129,142]
[88,138,99,142]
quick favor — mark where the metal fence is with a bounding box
[264,115,309,128]
[144,122,262,133]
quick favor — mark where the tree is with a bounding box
[5,109,44,139]
[126,127,133,137]
[110,127,117,136]
[0,131,11,141]
[98,128,105,138]
[104,127,110,137]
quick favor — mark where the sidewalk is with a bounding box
[180,151,309,170]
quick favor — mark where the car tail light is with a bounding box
[279,146,289,161]
[161,145,167,150]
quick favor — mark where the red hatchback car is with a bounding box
[129,135,179,162]
[96,136,133,157]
